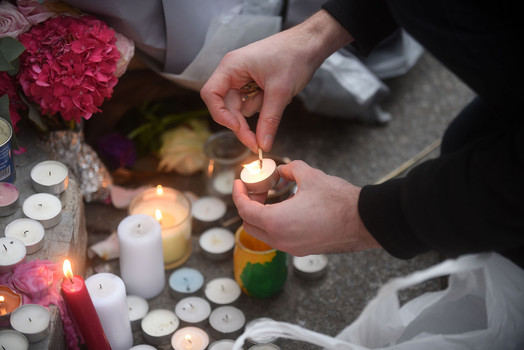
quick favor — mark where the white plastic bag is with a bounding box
[233,253,524,349]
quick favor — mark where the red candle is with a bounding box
[61,259,111,350]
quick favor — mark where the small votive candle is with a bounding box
[9,304,51,343]
[0,182,19,217]
[192,196,227,222]
[240,158,279,194]
[30,160,69,195]
[292,254,329,280]
[141,309,179,345]
[0,329,29,350]
[0,285,22,324]
[174,297,211,328]
[0,237,26,273]
[168,267,204,299]
[22,193,62,229]
[4,218,45,254]
[127,295,149,331]
[204,277,241,306]
[209,339,235,350]
[171,326,209,350]
[208,306,245,340]
[199,228,235,261]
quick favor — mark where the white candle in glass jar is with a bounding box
[192,196,227,223]
[204,277,241,305]
[85,273,133,350]
[118,214,165,299]
[0,182,19,217]
[171,326,209,350]
[127,295,149,331]
[0,329,29,350]
[141,309,179,345]
[199,228,235,261]
[208,306,245,339]
[30,160,69,194]
[0,237,26,273]
[9,304,50,343]
[174,296,211,327]
[4,218,45,254]
[22,193,62,229]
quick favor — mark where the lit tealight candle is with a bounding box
[4,218,45,254]
[0,182,19,217]
[141,309,179,345]
[0,285,22,324]
[292,254,329,280]
[208,306,245,340]
[127,295,149,331]
[171,326,209,350]
[30,160,69,195]
[204,277,241,306]
[199,228,235,261]
[174,297,211,328]
[9,304,51,343]
[240,158,279,194]
[22,193,62,229]
[168,267,204,299]
[0,237,26,273]
[0,329,29,350]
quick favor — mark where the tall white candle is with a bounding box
[0,237,26,273]
[30,160,69,194]
[174,296,211,326]
[85,273,133,350]
[22,193,62,229]
[118,214,165,299]
[204,277,241,305]
[4,218,45,254]
[9,304,50,343]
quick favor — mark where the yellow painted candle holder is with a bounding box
[233,226,287,298]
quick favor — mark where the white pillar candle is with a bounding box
[209,339,235,350]
[171,326,209,350]
[208,306,245,339]
[4,218,45,254]
[129,186,192,269]
[141,309,179,345]
[292,254,329,279]
[0,237,26,273]
[240,159,279,194]
[85,273,133,350]
[118,214,165,299]
[168,267,204,299]
[9,304,50,343]
[192,196,227,223]
[0,182,19,217]
[30,160,69,195]
[199,228,235,261]
[127,295,149,331]
[204,277,241,306]
[0,329,29,350]
[174,297,211,327]
[22,193,62,229]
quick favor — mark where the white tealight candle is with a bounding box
[248,344,281,350]
[292,254,329,280]
[118,214,165,299]
[0,329,29,350]
[0,182,19,217]
[199,228,235,261]
[22,193,62,229]
[240,158,279,194]
[141,309,179,345]
[85,273,133,350]
[209,339,235,350]
[212,170,236,195]
[4,218,45,254]
[204,277,241,306]
[246,318,279,345]
[127,295,149,331]
[129,345,157,350]
[30,160,69,195]
[9,304,50,343]
[168,267,204,299]
[171,326,209,350]
[0,237,26,273]
[174,296,211,327]
[192,196,227,223]
[208,306,245,339]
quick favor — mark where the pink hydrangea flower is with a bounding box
[0,71,26,132]
[17,15,120,123]
[0,1,31,39]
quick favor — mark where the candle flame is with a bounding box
[156,185,164,196]
[63,259,73,279]
[155,209,163,222]
[0,296,4,303]
[243,160,262,175]
[185,334,192,344]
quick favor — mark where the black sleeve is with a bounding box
[321,0,399,56]
[358,121,524,260]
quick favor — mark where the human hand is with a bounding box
[232,160,380,256]
[200,10,353,152]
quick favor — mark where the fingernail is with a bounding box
[262,134,273,151]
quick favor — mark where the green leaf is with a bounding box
[0,37,25,73]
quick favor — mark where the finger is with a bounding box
[278,160,312,184]
[223,90,258,151]
[232,180,266,227]
[256,87,292,152]
[240,91,263,117]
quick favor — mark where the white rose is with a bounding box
[0,2,31,39]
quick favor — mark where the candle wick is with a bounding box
[99,283,102,289]
[69,277,74,284]
[223,314,229,322]
[2,244,6,251]
[2,345,6,350]
[188,338,192,344]
[49,170,52,176]
[186,285,190,292]
[23,230,29,236]
[28,317,32,322]
[38,203,43,207]
[221,284,225,291]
